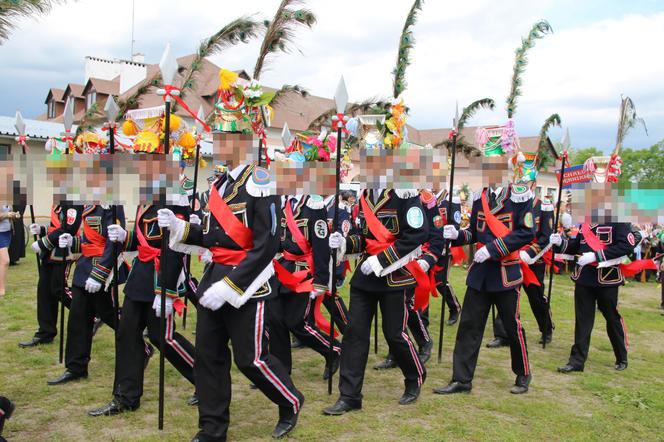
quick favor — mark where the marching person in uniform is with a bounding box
[323,187,429,414]
[434,150,536,395]
[268,193,341,380]
[19,205,82,347]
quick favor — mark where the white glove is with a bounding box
[443,225,459,240]
[549,233,562,246]
[157,208,176,229]
[417,259,430,272]
[29,223,41,235]
[199,290,226,311]
[201,249,213,264]
[59,233,73,249]
[520,250,534,265]
[577,252,597,267]
[190,214,201,225]
[152,295,174,317]
[310,288,326,299]
[360,259,373,275]
[84,277,102,293]
[107,224,127,243]
[31,241,41,253]
[329,232,344,249]
[474,246,491,263]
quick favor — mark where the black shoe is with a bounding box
[88,399,137,417]
[557,363,583,374]
[291,337,304,349]
[187,394,199,406]
[92,317,103,338]
[432,381,472,395]
[47,370,88,386]
[419,341,433,365]
[399,384,421,405]
[373,355,397,370]
[143,343,154,370]
[538,333,553,345]
[18,336,53,348]
[446,310,460,326]
[0,396,15,435]
[322,399,361,416]
[486,337,508,349]
[272,396,304,439]
[510,374,532,394]
[323,353,340,380]
[615,361,628,371]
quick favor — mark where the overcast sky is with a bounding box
[0,0,661,151]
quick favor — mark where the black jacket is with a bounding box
[36,205,84,264]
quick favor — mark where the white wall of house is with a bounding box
[84,56,147,94]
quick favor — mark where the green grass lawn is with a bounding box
[1,253,664,441]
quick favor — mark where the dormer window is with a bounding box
[86,89,97,110]
[48,99,55,118]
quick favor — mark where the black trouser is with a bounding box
[494,264,553,339]
[195,300,302,441]
[568,284,628,368]
[267,289,341,374]
[322,294,349,335]
[114,297,195,408]
[338,287,426,405]
[435,271,462,315]
[65,285,116,375]
[385,302,431,357]
[452,287,530,383]
[34,262,72,341]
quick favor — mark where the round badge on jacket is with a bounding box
[406,207,424,229]
[314,219,328,239]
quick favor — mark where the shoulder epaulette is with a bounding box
[246,166,273,197]
[394,189,419,199]
[306,195,326,210]
[509,184,533,203]
[419,190,437,209]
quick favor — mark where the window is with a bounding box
[47,100,55,118]
[86,90,97,110]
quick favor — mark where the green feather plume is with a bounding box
[536,113,561,170]
[614,95,647,155]
[436,98,495,157]
[392,0,424,99]
[0,0,65,42]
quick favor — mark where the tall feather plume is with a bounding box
[116,72,162,119]
[0,0,65,42]
[506,20,552,118]
[614,95,647,155]
[307,98,391,131]
[436,98,495,157]
[536,113,561,170]
[75,102,104,136]
[177,16,262,108]
[392,0,424,99]
[253,0,316,81]
[270,84,310,107]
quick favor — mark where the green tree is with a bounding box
[570,147,604,166]
[619,141,664,184]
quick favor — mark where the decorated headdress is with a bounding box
[121,106,197,159]
[214,69,274,136]
[74,131,108,154]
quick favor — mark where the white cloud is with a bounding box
[0,0,660,149]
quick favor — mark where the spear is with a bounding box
[155,43,178,431]
[104,97,121,335]
[183,105,206,330]
[58,99,74,364]
[543,128,570,349]
[15,111,40,272]
[437,103,459,364]
[328,77,348,395]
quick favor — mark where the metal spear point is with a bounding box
[195,105,206,134]
[281,122,292,148]
[334,76,349,114]
[561,127,571,151]
[15,111,26,136]
[453,101,460,131]
[159,43,178,88]
[104,96,120,123]
[62,99,74,135]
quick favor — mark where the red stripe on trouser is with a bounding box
[514,290,530,375]
[335,298,348,324]
[402,292,424,386]
[253,301,300,413]
[415,312,431,342]
[166,315,194,367]
[617,304,629,351]
[303,298,340,353]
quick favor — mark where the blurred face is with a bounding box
[212,132,254,169]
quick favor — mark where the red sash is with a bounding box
[581,223,606,251]
[208,185,253,265]
[481,191,539,286]
[48,207,61,234]
[274,199,315,293]
[360,195,430,310]
[135,206,161,271]
[81,218,106,257]
[582,224,656,277]
[313,295,339,338]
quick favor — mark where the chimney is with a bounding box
[131,53,145,64]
